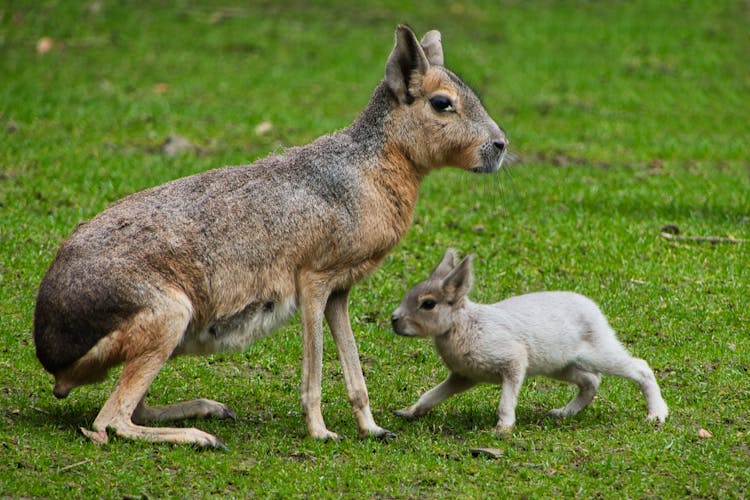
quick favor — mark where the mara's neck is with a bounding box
[434,302,475,343]
[345,81,425,234]
[344,82,394,154]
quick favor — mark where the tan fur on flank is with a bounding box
[33,26,508,448]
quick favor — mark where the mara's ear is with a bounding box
[431,248,458,279]
[441,255,473,304]
[385,24,431,104]
[420,30,444,66]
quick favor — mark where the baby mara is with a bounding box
[391,249,669,435]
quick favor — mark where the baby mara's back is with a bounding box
[463,291,620,377]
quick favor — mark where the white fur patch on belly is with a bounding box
[176,296,296,355]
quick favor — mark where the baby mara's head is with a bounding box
[391,248,473,338]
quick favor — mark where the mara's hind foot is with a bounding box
[392,407,420,421]
[133,398,237,424]
[81,421,227,449]
[547,407,573,419]
[647,400,669,425]
[495,424,514,438]
[548,366,600,419]
[360,425,397,441]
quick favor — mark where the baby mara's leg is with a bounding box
[393,372,476,420]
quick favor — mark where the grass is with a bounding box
[1,0,748,497]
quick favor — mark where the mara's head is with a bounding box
[391,249,474,338]
[384,25,508,174]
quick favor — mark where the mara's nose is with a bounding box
[493,139,507,152]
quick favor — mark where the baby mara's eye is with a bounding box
[419,299,437,310]
[429,95,454,113]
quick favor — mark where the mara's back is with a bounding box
[488,291,610,347]
[34,127,378,373]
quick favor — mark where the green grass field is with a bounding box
[1,1,748,497]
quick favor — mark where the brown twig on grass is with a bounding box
[56,459,91,473]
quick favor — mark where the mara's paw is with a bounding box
[361,426,397,441]
[392,408,418,420]
[211,402,237,421]
[310,428,342,441]
[547,407,570,419]
[80,427,109,445]
[647,409,668,425]
[188,399,238,421]
[190,430,228,450]
[495,424,514,438]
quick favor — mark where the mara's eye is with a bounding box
[429,95,454,113]
[419,299,437,310]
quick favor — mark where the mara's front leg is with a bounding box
[325,289,395,439]
[393,372,476,420]
[496,362,526,436]
[299,274,339,440]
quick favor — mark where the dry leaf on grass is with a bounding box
[36,37,54,54]
[255,121,273,135]
[153,83,170,94]
[697,428,713,439]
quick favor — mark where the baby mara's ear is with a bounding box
[430,248,458,279]
[385,24,431,104]
[441,254,473,305]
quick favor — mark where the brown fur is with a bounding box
[421,70,458,98]
[33,25,508,447]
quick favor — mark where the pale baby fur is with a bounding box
[391,249,669,434]
[33,26,507,448]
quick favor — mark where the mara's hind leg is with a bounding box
[600,356,669,423]
[548,366,601,418]
[82,292,226,448]
[582,336,669,423]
